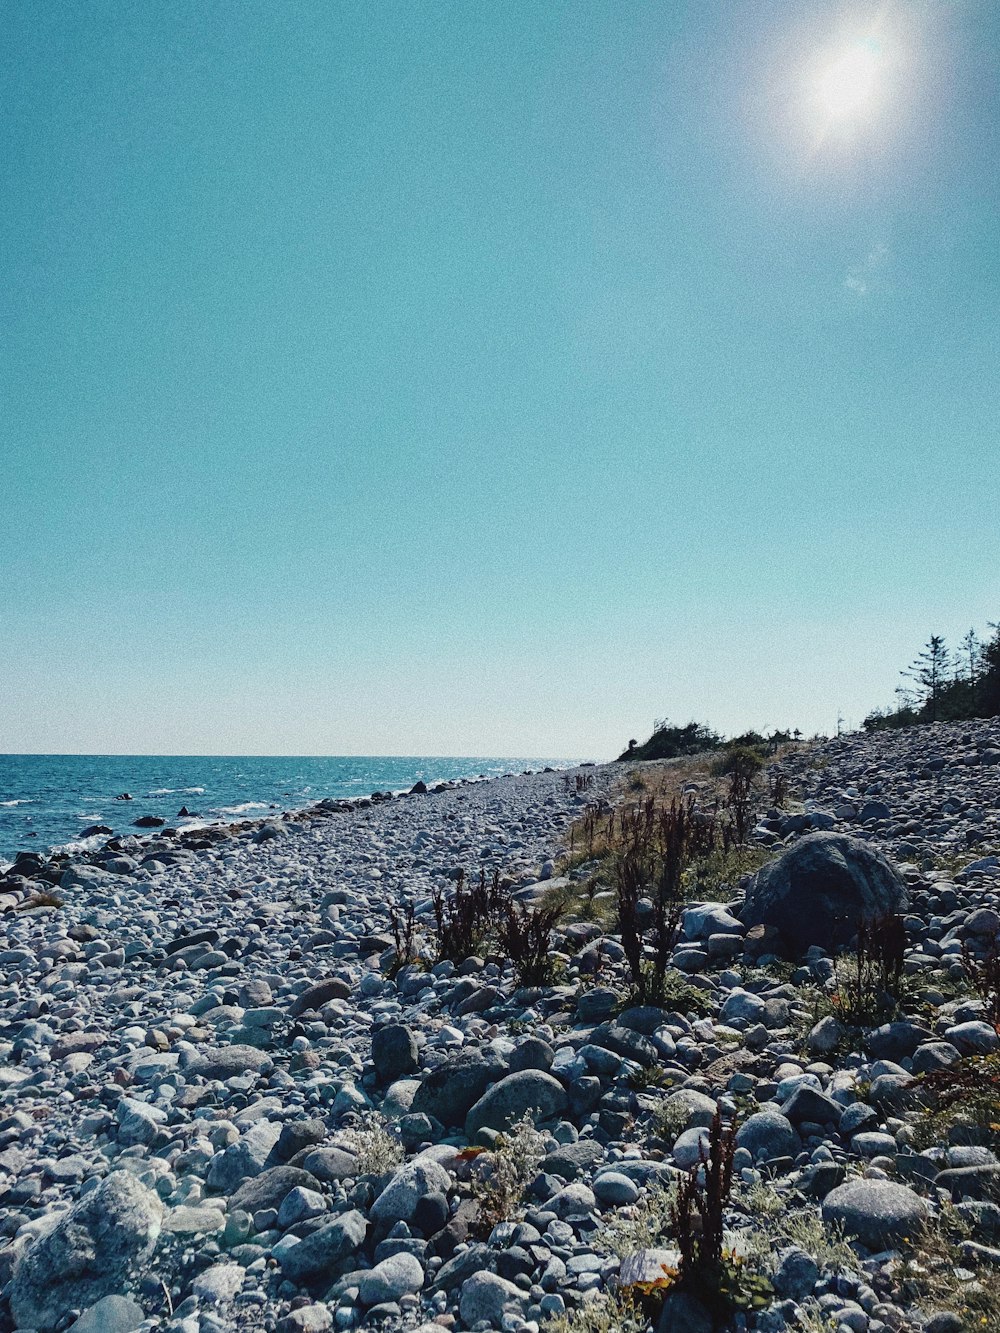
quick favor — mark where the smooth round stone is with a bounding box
[822,1178,928,1249]
[592,1171,640,1206]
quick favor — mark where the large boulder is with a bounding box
[822,1178,927,1248]
[410,1052,497,1128]
[11,1174,163,1331]
[465,1070,567,1141]
[739,833,907,953]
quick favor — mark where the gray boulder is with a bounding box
[371,1024,419,1082]
[67,1295,146,1333]
[358,1252,425,1304]
[410,1052,496,1127]
[735,1109,798,1162]
[187,1045,275,1080]
[11,1173,163,1332]
[822,1178,928,1248]
[739,833,907,953]
[459,1271,525,1326]
[370,1157,452,1228]
[277,1209,368,1287]
[466,1069,568,1140]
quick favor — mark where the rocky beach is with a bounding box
[2,721,1000,1333]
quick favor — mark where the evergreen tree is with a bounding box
[901,635,950,721]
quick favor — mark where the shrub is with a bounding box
[615,797,716,1007]
[961,934,1000,1025]
[338,1113,404,1174]
[388,901,421,976]
[831,913,908,1027]
[432,868,505,963]
[500,901,564,987]
[470,1112,547,1234]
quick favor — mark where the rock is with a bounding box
[593,1171,640,1205]
[358,1252,425,1303]
[370,1157,452,1228]
[67,1295,146,1333]
[229,1166,321,1213]
[466,1069,568,1140]
[780,1084,844,1128]
[11,1173,163,1332]
[735,1109,798,1162]
[660,1088,718,1130]
[278,1209,368,1287]
[277,1186,328,1228]
[299,1147,360,1183]
[187,1045,275,1080]
[290,977,351,1016]
[411,1052,495,1127]
[772,1246,819,1301]
[276,1305,333,1333]
[207,1120,281,1191]
[372,1024,419,1082]
[822,1178,928,1248]
[192,1262,244,1304]
[459,1271,524,1326]
[807,1015,845,1055]
[739,832,908,952]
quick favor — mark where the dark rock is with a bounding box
[372,1024,419,1082]
[739,832,908,953]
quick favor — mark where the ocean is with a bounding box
[0,754,577,867]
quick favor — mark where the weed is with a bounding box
[388,901,421,977]
[541,1292,646,1333]
[599,1182,681,1259]
[962,935,1000,1026]
[914,1053,1000,1151]
[616,797,716,1007]
[338,1113,404,1174]
[500,901,564,988]
[743,1208,857,1274]
[471,1112,547,1234]
[830,913,908,1027]
[432,868,505,963]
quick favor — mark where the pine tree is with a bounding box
[901,635,951,721]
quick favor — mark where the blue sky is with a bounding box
[2,1,998,757]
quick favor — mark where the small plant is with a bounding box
[500,901,564,987]
[961,934,1000,1025]
[471,1112,547,1234]
[662,1112,773,1318]
[599,1181,681,1258]
[830,913,908,1027]
[743,1207,857,1274]
[338,1113,403,1174]
[914,1052,1000,1150]
[432,868,505,963]
[615,797,715,1007]
[388,901,421,977]
[541,1292,646,1333]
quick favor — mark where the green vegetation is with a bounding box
[864,623,1000,729]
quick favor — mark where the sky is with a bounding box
[2,1,998,759]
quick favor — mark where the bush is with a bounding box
[500,901,564,987]
[432,868,505,963]
[617,721,721,763]
[470,1112,547,1233]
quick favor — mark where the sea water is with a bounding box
[0,753,578,866]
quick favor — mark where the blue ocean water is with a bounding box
[0,754,576,867]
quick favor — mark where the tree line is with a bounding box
[863,623,1000,731]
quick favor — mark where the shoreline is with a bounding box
[0,757,593,877]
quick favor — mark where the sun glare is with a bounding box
[815,38,883,119]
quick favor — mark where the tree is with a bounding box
[901,635,951,721]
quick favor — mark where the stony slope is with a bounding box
[0,722,999,1333]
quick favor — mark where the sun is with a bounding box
[814,38,884,119]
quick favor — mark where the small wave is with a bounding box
[0,799,32,807]
[148,786,205,797]
[218,802,270,815]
